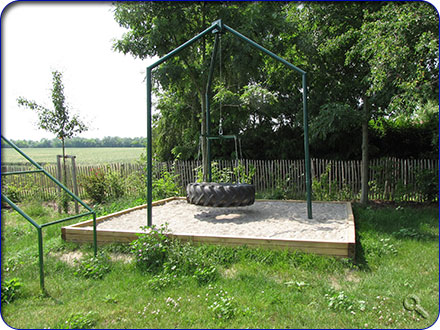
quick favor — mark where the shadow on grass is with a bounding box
[353,232,370,271]
[352,202,438,240]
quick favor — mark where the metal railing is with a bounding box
[1,135,97,293]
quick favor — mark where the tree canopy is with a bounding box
[112,1,438,162]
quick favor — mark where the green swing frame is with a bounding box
[146,19,312,224]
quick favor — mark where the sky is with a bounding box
[1,1,156,141]
[1,1,440,142]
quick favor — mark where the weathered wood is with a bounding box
[2,158,438,202]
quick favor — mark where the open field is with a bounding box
[1,147,145,165]
[1,198,438,329]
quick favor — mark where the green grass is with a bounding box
[1,199,438,329]
[2,147,145,165]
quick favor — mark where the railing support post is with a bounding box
[37,227,45,293]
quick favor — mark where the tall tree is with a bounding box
[112,2,289,175]
[286,2,438,204]
[17,70,88,212]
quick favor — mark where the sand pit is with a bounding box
[97,199,349,242]
[62,197,356,257]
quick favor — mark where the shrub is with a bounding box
[131,224,171,272]
[2,183,22,203]
[82,169,107,204]
[81,167,126,204]
[153,170,180,200]
[1,278,22,304]
[415,168,438,202]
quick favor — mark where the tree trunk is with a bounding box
[360,96,369,205]
[61,139,69,213]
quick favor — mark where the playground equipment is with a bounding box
[146,19,312,226]
[1,135,97,292]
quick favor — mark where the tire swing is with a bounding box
[187,32,255,207]
[187,136,255,207]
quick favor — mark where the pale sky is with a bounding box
[1,1,440,142]
[1,1,155,141]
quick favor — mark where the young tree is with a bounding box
[17,70,88,212]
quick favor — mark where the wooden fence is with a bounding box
[1,158,438,202]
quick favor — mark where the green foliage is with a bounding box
[131,224,171,272]
[369,159,438,202]
[392,228,425,240]
[208,289,238,320]
[4,136,146,149]
[1,197,438,328]
[145,273,175,290]
[324,290,366,313]
[58,312,97,329]
[1,278,22,304]
[415,168,439,202]
[17,71,88,143]
[81,167,126,204]
[312,164,353,201]
[364,238,398,258]
[81,169,107,204]
[196,162,255,184]
[2,183,22,203]
[131,225,220,285]
[284,280,310,292]
[74,253,111,280]
[192,265,219,285]
[17,70,88,213]
[153,168,180,200]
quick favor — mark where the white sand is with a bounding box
[94,200,351,242]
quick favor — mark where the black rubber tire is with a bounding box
[186,182,255,207]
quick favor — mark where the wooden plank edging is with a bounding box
[61,197,356,258]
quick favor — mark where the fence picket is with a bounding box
[2,157,437,202]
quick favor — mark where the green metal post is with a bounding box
[92,212,97,256]
[144,20,223,227]
[205,33,220,182]
[302,73,312,219]
[37,227,45,293]
[146,68,153,227]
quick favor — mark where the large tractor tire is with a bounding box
[186,182,255,207]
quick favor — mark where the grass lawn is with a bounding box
[1,147,145,165]
[1,199,438,329]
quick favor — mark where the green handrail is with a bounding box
[1,135,97,293]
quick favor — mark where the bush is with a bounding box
[1,278,22,304]
[131,224,171,272]
[82,169,107,204]
[415,168,438,202]
[81,167,126,204]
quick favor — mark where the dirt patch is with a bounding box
[50,251,84,266]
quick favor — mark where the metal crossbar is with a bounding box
[1,135,97,292]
